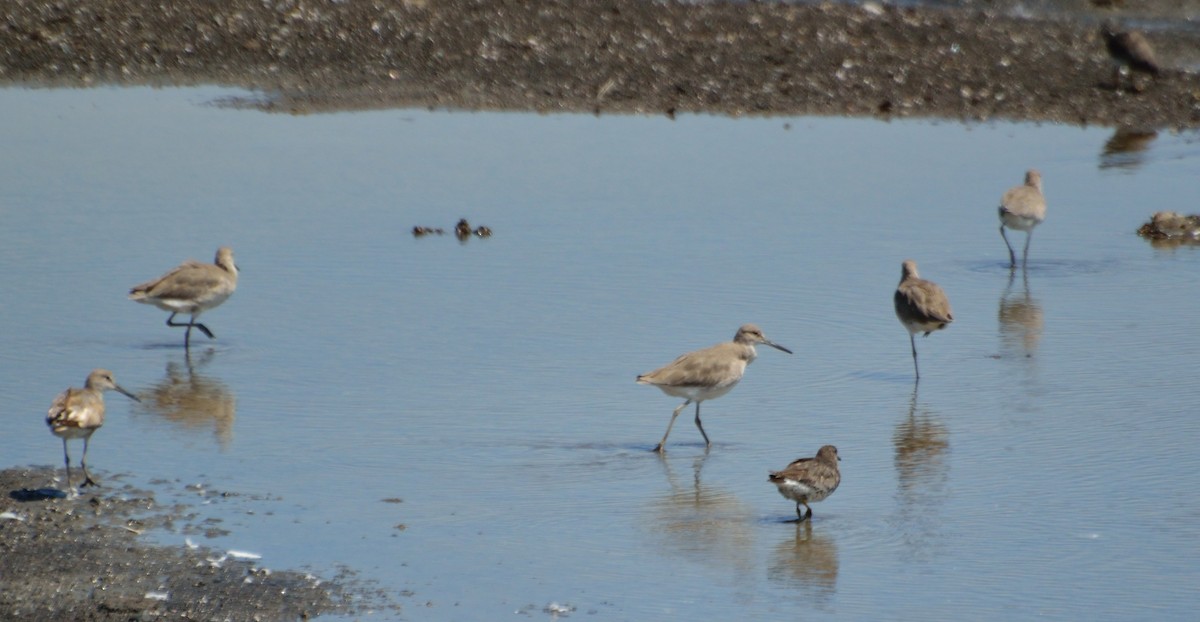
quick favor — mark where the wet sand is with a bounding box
[1,0,1199,126]
[0,466,399,621]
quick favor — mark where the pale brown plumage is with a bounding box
[46,369,139,494]
[894,260,953,381]
[130,247,238,347]
[638,324,792,452]
[998,170,1046,267]
[769,445,841,522]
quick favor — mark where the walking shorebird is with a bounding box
[769,445,841,522]
[894,260,953,381]
[638,324,792,452]
[1101,23,1160,92]
[46,369,140,494]
[130,247,239,347]
[999,170,1046,268]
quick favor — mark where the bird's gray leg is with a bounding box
[1000,225,1017,267]
[61,439,74,494]
[1022,231,1034,266]
[80,436,98,488]
[654,400,690,452]
[910,333,921,381]
[693,402,711,448]
[190,313,215,339]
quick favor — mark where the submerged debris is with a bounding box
[412,226,445,237]
[1137,211,1200,243]
[412,218,493,240]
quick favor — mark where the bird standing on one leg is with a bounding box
[769,445,841,522]
[46,369,140,494]
[894,260,953,382]
[1101,23,1160,92]
[130,247,239,348]
[999,169,1046,268]
[638,324,792,452]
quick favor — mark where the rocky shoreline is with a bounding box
[1,0,1199,127]
[0,466,398,622]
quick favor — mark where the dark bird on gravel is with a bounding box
[1101,23,1160,92]
[769,445,841,522]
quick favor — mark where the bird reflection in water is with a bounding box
[136,349,236,448]
[892,386,950,561]
[1099,126,1157,172]
[646,453,756,589]
[767,520,839,608]
[998,267,1044,358]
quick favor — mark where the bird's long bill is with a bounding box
[766,340,793,355]
[116,386,142,403]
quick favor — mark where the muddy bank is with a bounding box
[1,0,1199,127]
[0,466,398,622]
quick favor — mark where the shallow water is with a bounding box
[2,87,1199,619]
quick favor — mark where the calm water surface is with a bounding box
[1,87,1198,620]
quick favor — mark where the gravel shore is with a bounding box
[2,0,1199,126]
[0,467,398,622]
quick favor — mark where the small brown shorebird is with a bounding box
[1101,23,1160,92]
[894,260,953,381]
[638,324,792,452]
[999,170,1047,267]
[769,445,841,522]
[46,369,140,494]
[130,247,239,347]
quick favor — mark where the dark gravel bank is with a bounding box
[0,467,398,622]
[1,0,1199,126]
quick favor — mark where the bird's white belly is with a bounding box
[144,291,232,314]
[658,380,740,402]
[775,479,829,503]
[1001,211,1041,232]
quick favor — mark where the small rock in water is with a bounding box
[454,218,473,239]
[543,601,576,617]
[412,226,444,237]
[1137,211,1200,241]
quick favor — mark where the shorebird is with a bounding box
[769,445,841,522]
[46,369,140,494]
[130,247,239,347]
[1101,23,1160,92]
[894,260,953,381]
[638,324,792,452]
[998,170,1046,268]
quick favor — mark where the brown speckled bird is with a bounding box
[769,445,842,522]
[46,369,140,494]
